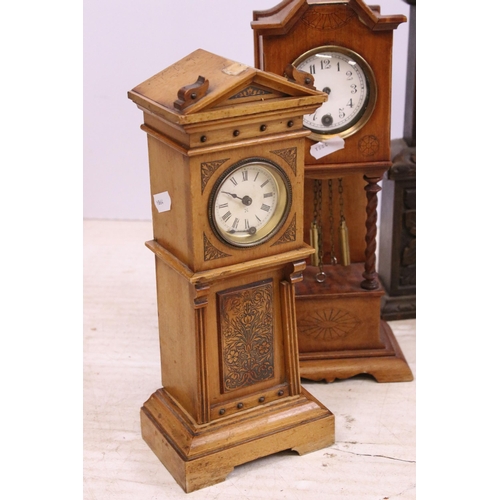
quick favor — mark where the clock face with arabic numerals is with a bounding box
[293,45,377,140]
[209,158,292,248]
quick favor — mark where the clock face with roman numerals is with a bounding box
[209,159,291,248]
[293,46,377,139]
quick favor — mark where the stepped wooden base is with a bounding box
[296,263,413,383]
[141,387,335,493]
[299,319,413,382]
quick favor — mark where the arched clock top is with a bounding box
[252,0,406,34]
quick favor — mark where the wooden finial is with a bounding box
[284,64,315,89]
[173,75,209,111]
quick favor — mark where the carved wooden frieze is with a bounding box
[272,213,297,246]
[297,307,361,341]
[201,158,230,193]
[400,187,416,287]
[301,4,356,31]
[271,147,298,176]
[390,147,416,179]
[381,297,416,318]
[218,279,274,392]
[229,85,273,99]
[203,233,231,261]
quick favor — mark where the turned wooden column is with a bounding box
[361,175,382,290]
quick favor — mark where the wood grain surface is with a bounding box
[83,220,415,499]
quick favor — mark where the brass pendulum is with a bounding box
[338,178,351,266]
[339,218,350,266]
[310,220,320,267]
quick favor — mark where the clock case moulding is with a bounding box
[128,48,334,493]
[252,0,413,383]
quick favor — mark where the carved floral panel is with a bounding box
[218,279,274,392]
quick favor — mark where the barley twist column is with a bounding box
[361,175,382,290]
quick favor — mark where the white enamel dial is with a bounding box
[294,46,376,138]
[210,159,291,247]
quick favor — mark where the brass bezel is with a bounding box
[208,158,292,248]
[292,45,377,140]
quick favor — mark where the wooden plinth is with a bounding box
[295,263,413,383]
[299,319,413,382]
[141,387,335,493]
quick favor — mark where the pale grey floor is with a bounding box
[83,220,416,499]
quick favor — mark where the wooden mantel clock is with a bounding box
[252,0,413,382]
[128,49,334,493]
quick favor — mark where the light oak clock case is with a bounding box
[128,49,334,493]
[252,0,413,383]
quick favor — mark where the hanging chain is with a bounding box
[328,179,337,265]
[338,178,346,224]
[316,180,324,271]
[310,180,320,267]
[313,179,320,226]
[311,180,326,282]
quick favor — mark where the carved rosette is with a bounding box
[358,135,380,156]
[298,307,361,341]
[218,280,274,392]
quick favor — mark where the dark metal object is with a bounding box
[379,1,416,320]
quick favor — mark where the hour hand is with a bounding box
[221,191,252,206]
[227,227,257,235]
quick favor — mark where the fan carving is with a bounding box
[298,307,361,341]
[301,6,356,31]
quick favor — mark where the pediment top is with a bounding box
[128,49,326,126]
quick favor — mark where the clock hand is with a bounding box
[221,190,243,200]
[227,227,257,235]
[221,191,253,206]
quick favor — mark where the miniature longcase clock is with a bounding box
[128,49,334,493]
[252,0,413,382]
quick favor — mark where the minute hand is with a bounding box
[221,191,243,200]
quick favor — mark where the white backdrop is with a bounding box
[83,0,410,220]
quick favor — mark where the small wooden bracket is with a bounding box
[174,75,209,111]
[284,64,315,89]
[287,259,307,285]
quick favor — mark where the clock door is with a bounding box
[208,273,293,421]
